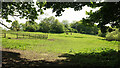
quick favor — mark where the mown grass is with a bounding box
[2,31,119,54]
[2,31,119,67]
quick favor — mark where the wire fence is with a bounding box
[0,33,48,39]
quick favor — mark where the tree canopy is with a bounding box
[83,2,120,33]
[11,20,20,31]
[1,2,120,33]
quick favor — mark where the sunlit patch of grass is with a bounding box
[2,32,118,54]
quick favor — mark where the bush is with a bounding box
[70,21,98,35]
[50,19,64,33]
[98,30,106,37]
[72,29,78,33]
[106,29,120,41]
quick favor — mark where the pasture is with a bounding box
[2,32,118,53]
[1,32,119,67]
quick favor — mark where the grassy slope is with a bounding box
[2,32,118,53]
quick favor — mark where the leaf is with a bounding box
[6,20,12,22]
[85,11,89,15]
[90,0,93,4]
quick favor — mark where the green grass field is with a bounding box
[2,31,119,67]
[2,32,118,53]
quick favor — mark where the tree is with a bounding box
[62,20,69,28]
[1,2,120,33]
[70,21,98,35]
[43,2,120,33]
[1,2,91,29]
[24,21,39,32]
[62,20,70,32]
[20,23,25,31]
[82,2,120,33]
[70,22,79,29]
[38,16,55,33]
[50,19,64,33]
[1,2,46,29]
[39,21,51,33]
[11,20,20,31]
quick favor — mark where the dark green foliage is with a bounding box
[39,21,51,33]
[38,16,55,33]
[18,17,99,34]
[38,17,64,33]
[1,2,120,33]
[98,30,106,37]
[59,49,119,68]
[107,27,115,32]
[83,2,120,33]
[2,2,45,22]
[44,2,120,33]
[98,27,116,37]
[71,28,78,33]
[18,16,64,33]
[11,20,20,31]
[50,19,64,33]
[25,25,35,32]
[70,21,98,35]
[24,21,39,32]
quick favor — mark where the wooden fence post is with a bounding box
[38,35,40,38]
[71,32,72,35]
[35,34,37,39]
[47,34,48,39]
[4,33,6,38]
[66,32,68,35]
[29,34,30,38]
[23,34,24,38]
[16,33,18,39]
[35,34,36,39]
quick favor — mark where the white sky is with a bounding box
[0,5,100,29]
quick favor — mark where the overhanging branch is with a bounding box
[0,21,11,29]
[11,15,21,17]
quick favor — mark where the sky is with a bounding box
[0,5,100,29]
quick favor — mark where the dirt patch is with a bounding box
[2,49,72,68]
[48,39,55,41]
[2,48,66,61]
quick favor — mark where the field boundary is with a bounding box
[0,33,48,39]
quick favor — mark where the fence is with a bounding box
[0,33,48,39]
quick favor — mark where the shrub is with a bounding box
[106,29,120,41]
[70,28,78,33]
[50,19,64,33]
[98,30,106,37]
[70,21,98,35]
[11,20,20,31]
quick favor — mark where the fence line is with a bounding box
[0,33,48,39]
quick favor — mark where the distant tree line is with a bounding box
[70,21,98,35]
[10,16,99,35]
[1,2,120,36]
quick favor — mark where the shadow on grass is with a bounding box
[59,49,119,68]
[98,38,120,42]
[2,49,119,68]
[2,51,70,68]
